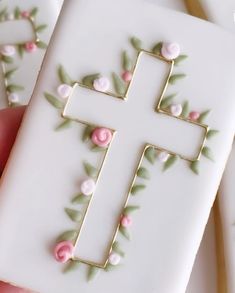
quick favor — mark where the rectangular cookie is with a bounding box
[0,0,235,292]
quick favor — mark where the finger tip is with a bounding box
[0,282,32,293]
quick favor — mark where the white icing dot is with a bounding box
[170,104,182,117]
[109,253,121,266]
[1,45,16,57]
[8,93,19,104]
[158,151,169,163]
[93,77,110,92]
[80,178,96,196]
[57,84,73,99]
[6,13,14,21]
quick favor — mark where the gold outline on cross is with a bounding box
[62,49,209,268]
[0,16,39,106]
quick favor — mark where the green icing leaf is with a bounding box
[72,193,91,205]
[44,92,64,109]
[124,205,140,215]
[190,161,200,175]
[0,7,7,20]
[82,125,94,142]
[130,37,142,51]
[112,241,125,257]
[65,208,82,223]
[137,167,150,180]
[83,162,98,178]
[174,55,188,66]
[7,84,24,93]
[91,146,106,152]
[144,146,157,164]
[14,7,21,19]
[112,72,126,96]
[30,7,38,17]
[17,44,24,58]
[35,24,48,33]
[2,56,14,64]
[82,74,100,88]
[122,51,132,71]
[63,260,80,273]
[5,68,18,79]
[169,74,186,85]
[163,155,178,171]
[36,41,47,49]
[87,266,100,282]
[206,129,219,139]
[119,226,130,240]
[131,184,146,195]
[198,110,211,123]
[160,93,177,109]
[181,101,189,118]
[55,119,72,131]
[202,146,214,161]
[152,42,163,55]
[57,230,77,242]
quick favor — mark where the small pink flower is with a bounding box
[93,77,110,92]
[21,11,30,18]
[122,71,133,82]
[81,178,96,196]
[54,241,74,263]
[91,127,112,147]
[189,111,200,121]
[161,42,180,60]
[0,45,16,57]
[121,215,133,228]
[25,42,37,53]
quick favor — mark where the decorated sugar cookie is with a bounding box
[0,1,234,293]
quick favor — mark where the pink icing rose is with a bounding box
[91,127,112,147]
[120,215,133,228]
[93,77,110,92]
[122,71,133,82]
[0,45,16,57]
[161,42,180,60]
[21,11,30,18]
[81,178,96,196]
[189,111,200,121]
[25,42,37,53]
[54,241,74,263]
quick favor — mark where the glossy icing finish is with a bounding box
[0,1,235,292]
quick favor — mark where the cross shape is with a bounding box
[63,50,208,268]
[0,13,40,106]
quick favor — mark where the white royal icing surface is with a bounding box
[0,1,235,293]
[199,0,235,33]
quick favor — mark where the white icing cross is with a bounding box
[64,51,207,267]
